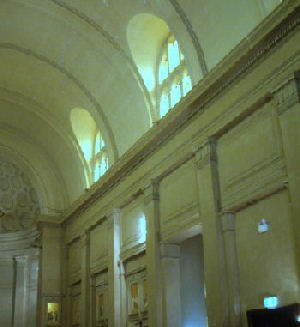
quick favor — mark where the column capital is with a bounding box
[106,207,120,230]
[272,72,300,115]
[222,211,235,232]
[144,179,160,205]
[14,254,30,264]
[194,137,217,170]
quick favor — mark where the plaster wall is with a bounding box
[38,3,300,326]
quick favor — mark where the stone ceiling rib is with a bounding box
[49,0,155,122]
[0,86,86,169]
[0,42,119,160]
[168,0,208,75]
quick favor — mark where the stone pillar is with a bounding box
[161,243,181,327]
[272,73,300,282]
[90,276,96,327]
[144,180,162,327]
[107,208,121,327]
[80,230,91,327]
[195,139,229,327]
[0,258,13,327]
[222,212,241,326]
[119,261,127,327]
[66,286,72,327]
[37,221,63,326]
[13,255,28,327]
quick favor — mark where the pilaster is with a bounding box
[222,212,241,327]
[272,72,300,282]
[161,243,181,327]
[80,230,91,327]
[194,138,229,327]
[144,180,163,327]
[107,208,121,327]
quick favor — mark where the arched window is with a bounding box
[157,35,192,118]
[93,132,109,182]
[70,109,109,185]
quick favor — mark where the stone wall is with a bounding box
[38,2,300,326]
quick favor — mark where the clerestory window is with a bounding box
[157,35,192,118]
[71,109,109,186]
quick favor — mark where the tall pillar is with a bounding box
[161,243,181,327]
[37,220,63,326]
[0,258,13,327]
[90,276,96,327]
[272,72,300,282]
[80,230,91,326]
[107,208,121,327]
[195,139,229,327]
[13,255,28,327]
[222,212,241,326]
[66,286,72,327]
[144,180,162,327]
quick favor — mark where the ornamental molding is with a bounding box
[160,201,199,240]
[61,4,300,224]
[195,138,217,170]
[272,72,300,115]
[120,243,146,263]
[143,180,160,206]
[221,155,287,212]
[90,255,108,276]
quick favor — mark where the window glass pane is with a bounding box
[170,83,181,107]
[95,132,101,152]
[182,74,192,96]
[100,153,108,176]
[168,41,180,73]
[159,60,168,84]
[160,92,170,118]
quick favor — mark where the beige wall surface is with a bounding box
[236,190,299,325]
[12,1,300,326]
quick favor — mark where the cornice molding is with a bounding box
[194,138,217,170]
[61,3,300,224]
[272,72,300,115]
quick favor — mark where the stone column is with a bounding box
[0,257,14,327]
[161,243,181,327]
[272,73,300,282]
[107,208,121,327]
[119,261,127,327]
[80,230,91,327]
[144,180,162,327]
[13,255,29,327]
[37,220,63,326]
[222,212,241,326]
[195,138,229,327]
[66,286,72,327]
[90,276,96,327]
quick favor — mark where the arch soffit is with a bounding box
[4,0,154,124]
